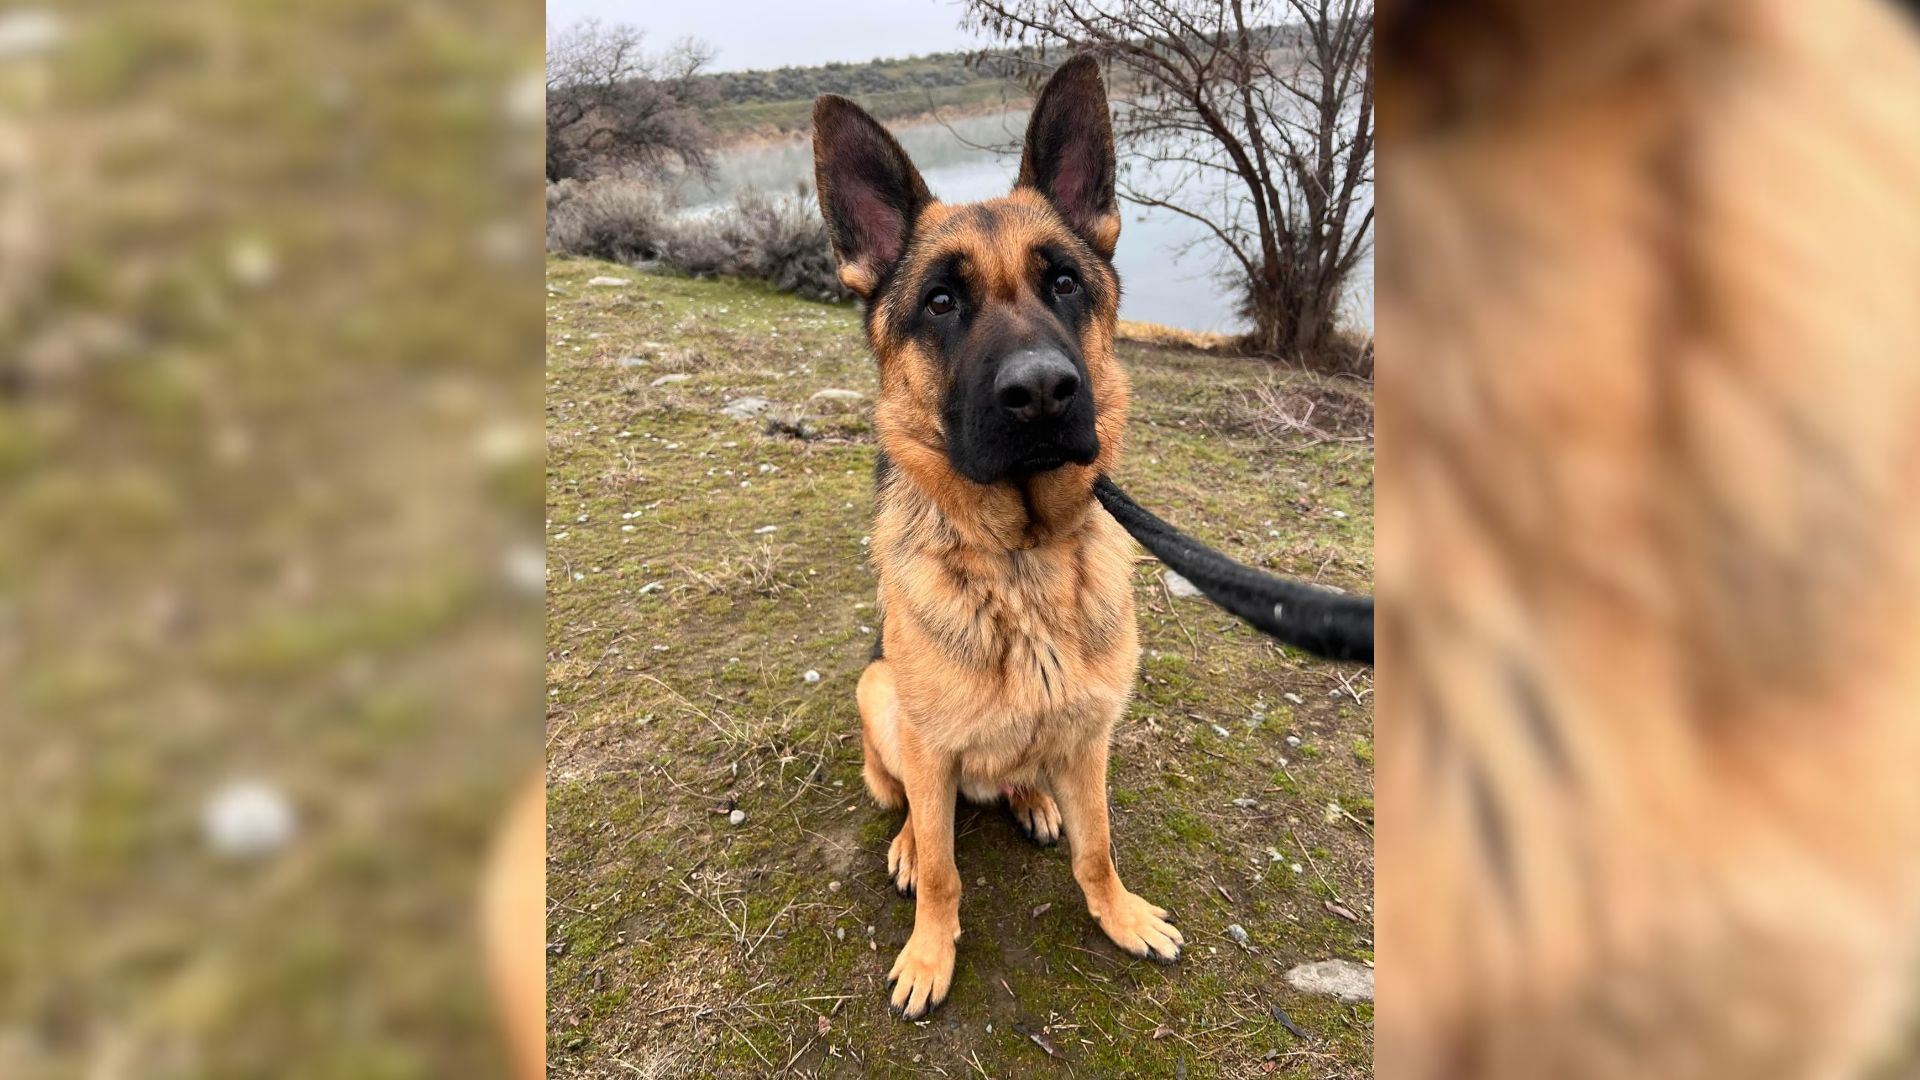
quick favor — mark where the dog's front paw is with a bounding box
[886,928,957,1019]
[1094,891,1184,963]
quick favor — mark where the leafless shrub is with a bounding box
[546,20,717,182]
[545,179,674,263]
[659,187,849,302]
[547,179,849,303]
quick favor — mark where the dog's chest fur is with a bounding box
[875,497,1140,779]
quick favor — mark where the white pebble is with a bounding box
[728,809,747,826]
[0,10,65,59]
[803,670,821,684]
[202,780,296,858]
[500,543,545,595]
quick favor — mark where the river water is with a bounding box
[678,110,1372,336]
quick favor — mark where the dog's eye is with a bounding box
[927,291,956,317]
[1052,273,1079,296]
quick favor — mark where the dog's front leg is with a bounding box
[1053,735,1185,963]
[886,722,960,1018]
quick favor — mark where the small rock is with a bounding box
[1031,902,1052,918]
[650,373,690,387]
[227,239,277,288]
[803,670,821,684]
[1226,923,1250,946]
[807,388,865,413]
[1163,570,1204,599]
[828,880,841,893]
[1232,797,1259,809]
[1285,735,1302,747]
[616,356,649,368]
[720,396,776,421]
[1270,1005,1309,1038]
[587,275,629,286]
[728,809,747,826]
[500,543,546,595]
[202,780,296,858]
[976,877,987,887]
[1210,724,1231,738]
[1283,692,1305,706]
[0,10,66,59]
[1283,959,1373,1003]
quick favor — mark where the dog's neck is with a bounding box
[881,434,1098,553]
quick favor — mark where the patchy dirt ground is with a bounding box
[544,255,1375,1079]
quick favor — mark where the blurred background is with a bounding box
[1,1,544,1077]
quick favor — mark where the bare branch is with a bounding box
[963,0,1373,355]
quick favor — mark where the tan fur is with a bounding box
[852,190,1180,1017]
[1378,0,1920,1076]
[480,773,546,1080]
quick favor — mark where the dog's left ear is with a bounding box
[1017,55,1120,259]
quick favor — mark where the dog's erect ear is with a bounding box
[812,95,933,298]
[1017,55,1119,259]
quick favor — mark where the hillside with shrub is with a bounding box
[695,48,1037,134]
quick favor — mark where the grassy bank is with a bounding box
[544,256,1374,1078]
[706,81,1022,139]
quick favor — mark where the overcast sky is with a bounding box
[547,0,995,72]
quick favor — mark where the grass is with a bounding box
[705,81,1023,138]
[545,255,1374,1078]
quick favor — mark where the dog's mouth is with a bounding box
[1013,451,1069,474]
[1010,439,1098,477]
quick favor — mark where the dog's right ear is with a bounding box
[812,95,932,298]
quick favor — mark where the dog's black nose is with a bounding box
[994,350,1080,422]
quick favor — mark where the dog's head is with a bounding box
[812,56,1128,490]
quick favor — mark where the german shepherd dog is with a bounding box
[811,56,1183,1019]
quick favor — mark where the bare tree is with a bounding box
[964,0,1373,359]
[545,20,718,183]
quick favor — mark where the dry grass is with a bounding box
[1236,375,1375,446]
[678,539,795,598]
[1117,319,1240,352]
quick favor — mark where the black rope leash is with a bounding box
[1093,476,1373,664]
